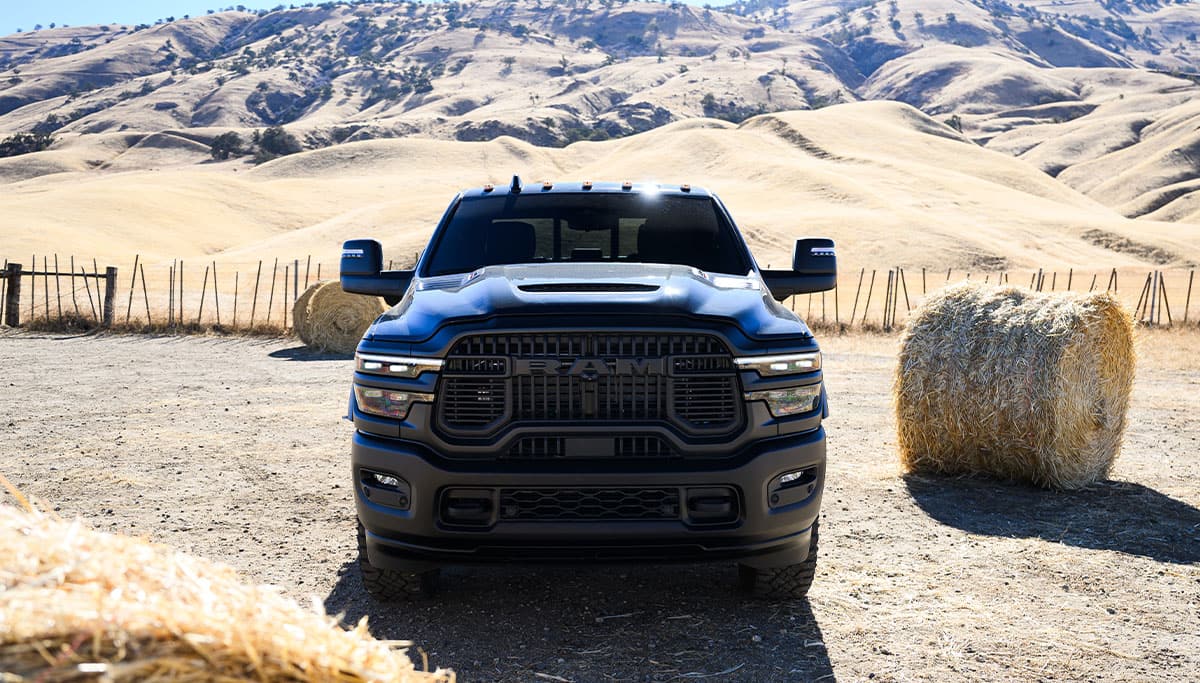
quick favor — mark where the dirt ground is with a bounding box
[1,329,1197,682]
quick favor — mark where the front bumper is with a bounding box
[353,426,825,571]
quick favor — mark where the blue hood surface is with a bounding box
[366,263,812,345]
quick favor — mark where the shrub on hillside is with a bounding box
[253,126,303,163]
[210,131,246,160]
[0,131,55,158]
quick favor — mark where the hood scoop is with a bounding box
[518,282,660,293]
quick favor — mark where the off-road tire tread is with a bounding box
[357,521,437,601]
[739,520,819,600]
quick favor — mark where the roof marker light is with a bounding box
[582,180,593,189]
[542,180,553,190]
[483,183,494,192]
[680,184,691,192]
[622,181,633,190]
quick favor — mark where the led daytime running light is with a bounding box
[356,353,443,377]
[734,352,821,376]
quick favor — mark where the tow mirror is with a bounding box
[761,238,837,302]
[339,239,414,305]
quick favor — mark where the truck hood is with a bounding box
[366,263,812,343]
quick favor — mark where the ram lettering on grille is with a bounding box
[436,332,742,437]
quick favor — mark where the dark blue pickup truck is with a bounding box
[340,178,835,600]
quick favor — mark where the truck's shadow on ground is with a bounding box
[267,345,352,361]
[904,475,1200,564]
[325,561,834,682]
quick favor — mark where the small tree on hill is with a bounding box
[0,131,56,158]
[209,131,245,160]
[253,126,303,163]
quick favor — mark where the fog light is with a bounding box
[745,384,821,417]
[372,472,401,489]
[360,469,410,510]
[779,470,806,486]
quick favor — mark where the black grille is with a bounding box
[437,332,742,437]
[438,377,506,427]
[674,377,740,426]
[505,435,678,459]
[499,488,681,521]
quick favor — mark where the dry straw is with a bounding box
[0,479,452,682]
[292,280,324,346]
[895,283,1136,489]
[303,281,387,354]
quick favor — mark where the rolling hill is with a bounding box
[1,0,1198,270]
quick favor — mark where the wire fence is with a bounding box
[2,256,1197,334]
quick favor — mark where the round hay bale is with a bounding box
[291,280,323,345]
[895,283,1135,490]
[304,280,387,354]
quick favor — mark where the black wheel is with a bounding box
[738,520,819,600]
[357,520,439,601]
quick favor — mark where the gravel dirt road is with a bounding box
[2,330,1197,682]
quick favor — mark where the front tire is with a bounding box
[738,520,819,600]
[357,520,439,601]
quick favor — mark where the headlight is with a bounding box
[745,384,821,417]
[735,352,821,376]
[356,353,443,378]
[353,385,434,420]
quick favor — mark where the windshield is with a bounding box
[423,193,752,276]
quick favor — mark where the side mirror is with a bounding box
[761,238,837,302]
[339,239,415,305]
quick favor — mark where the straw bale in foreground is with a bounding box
[895,283,1135,490]
[304,281,387,355]
[0,502,452,682]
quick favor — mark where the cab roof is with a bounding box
[459,178,714,199]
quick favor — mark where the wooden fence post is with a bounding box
[213,262,221,327]
[0,258,6,326]
[284,264,291,328]
[81,267,97,322]
[233,272,240,330]
[4,262,21,327]
[197,265,210,326]
[139,263,151,326]
[250,260,263,328]
[833,278,840,327]
[1158,271,1172,326]
[1185,269,1194,324]
[168,263,175,327]
[126,255,139,324]
[304,255,312,289]
[53,255,62,322]
[102,266,117,328]
[70,255,79,316]
[42,256,49,322]
[267,258,279,327]
[883,270,894,330]
[861,270,876,326]
[850,267,865,326]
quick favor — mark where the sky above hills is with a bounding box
[1,0,736,34]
